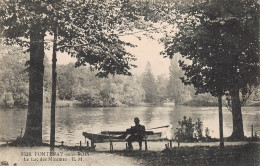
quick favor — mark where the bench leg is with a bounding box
[91,134,95,150]
[91,140,95,148]
[145,137,148,151]
[110,141,113,151]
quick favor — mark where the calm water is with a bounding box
[0,106,259,145]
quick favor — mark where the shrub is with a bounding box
[205,127,211,140]
[195,118,203,140]
[76,88,103,107]
[174,116,195,142]
[174,116,210,142]
[0,92,14,108]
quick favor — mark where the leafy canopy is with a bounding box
[0,0,144,77]
[162,0,259,98]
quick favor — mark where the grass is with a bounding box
[110,143,260,166]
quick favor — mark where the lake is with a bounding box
[0,106,259,145]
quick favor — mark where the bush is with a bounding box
[174,116,211,142]
[183,94,218,106]
[76,88,103,107]
[0,92,14,108]
[174,116,195,142]
[205,127,211,140]
[195,118,203,140]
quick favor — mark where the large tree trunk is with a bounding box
[23,28,45,145]
[230,84,244,140]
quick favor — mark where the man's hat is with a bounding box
[134,117,140,121]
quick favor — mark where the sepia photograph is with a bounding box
[0,0,259,165]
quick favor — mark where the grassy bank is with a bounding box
[3,139,260,166]
[182,100,219,107]
[43,100,83,108]
[112,143,260,166]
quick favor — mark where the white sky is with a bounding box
[121,33,170,77]
[45,33,170,77]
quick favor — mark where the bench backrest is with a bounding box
[101,131,154,135]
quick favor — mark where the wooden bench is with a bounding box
[82,131,160,151]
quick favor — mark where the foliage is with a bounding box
[0,0,149,143]
[0,45,52,108]
[0,46,28,107]
[141,62,158,103]
[156,75,168,103]
[124,144,260,166]
[195,118,203,140]
[174,116,211,142]
[0,92,14,108]
[76,87,103,107]
[183,93,218,106]
[99,81,120,107]
[162,0,259,98]
[162,0,259,139]
[205,127,211,139]
[121,77,145,106]
[56,64,145,107]
[167,55,186,104]
[0,45,234,108]
[57,64,76,100]
[54,0,141,77]
[174,116,195,142]
[0,46,143,108]
[3,44,256,108]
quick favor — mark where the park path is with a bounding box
[0,146,143,166]
[0,141,252,166]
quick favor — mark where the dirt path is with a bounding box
[0,141,251,166]
[0,146,143,166]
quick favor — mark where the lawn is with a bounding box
[111,143,260,166]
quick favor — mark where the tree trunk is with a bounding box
[218,95,224,148]
[230,84,244,140]
[50,26,58,147]
[23,28,45,145]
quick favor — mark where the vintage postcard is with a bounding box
[0,0,259,166]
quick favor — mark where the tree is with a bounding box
[56,1,137,77]
[162,0,259,142]
[0,46,29,108]
[142,62,158,103]
[167,55,185,104]
[0,0,138,145]
[76,87,103,107]
[0,0,58,145]
[120,76,145,106]
[50,22,58,147]
[156,74,168,103]
[0,44,52,108]
[57,64,75,100]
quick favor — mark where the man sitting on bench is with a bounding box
[125,117,145,150]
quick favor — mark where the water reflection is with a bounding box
[0,106,259,145]
[142,107,154,126]
[0,109,27,140]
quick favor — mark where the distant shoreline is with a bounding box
[1,100,260,109]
